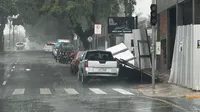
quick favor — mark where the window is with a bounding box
[85,51,114,61]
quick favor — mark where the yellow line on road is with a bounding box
[185,95,200,99]
[141,96,188,111]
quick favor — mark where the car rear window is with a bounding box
[61,43,74,50]
[17,43,24,45]
[46,44,54,46]
[85,51,114,61]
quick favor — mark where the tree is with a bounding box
[0,0,17,51]
[12,0,72,44]
[11,0,136,49]
[123,0,136,17]
[40,0,123,49]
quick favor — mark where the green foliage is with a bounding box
[11,0,136,49]
[0,0,17,16]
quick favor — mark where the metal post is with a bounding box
[152,0,157,89]
[176,0,179,27]
[90,42,92,50]
[96,35,98,49]
[192,0,195,24]
[9,20,11,50]
[13,25,15,49]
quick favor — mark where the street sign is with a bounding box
[94,24,102,34]
[74,34,77,40]
[87,36,93,42]
[156,41,161,55]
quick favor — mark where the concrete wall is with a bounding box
[157,0,185,12]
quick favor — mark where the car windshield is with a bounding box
[17,43,23,45]
[85,51,114,61]
[61,43,74,50]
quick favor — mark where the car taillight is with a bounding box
[85,61,88,68]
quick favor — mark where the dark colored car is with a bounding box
[56,42,75,64]
[70,51,85,74]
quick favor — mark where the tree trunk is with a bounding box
[74,24,94,50]
[0,17,6,52]
[80,36,90,50]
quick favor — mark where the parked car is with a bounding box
[56,42,75,63]
[52,42,61,59]
[43,42,55,52]
[77,50,119,83]
[16,42,25,50]
[70,51,85,74]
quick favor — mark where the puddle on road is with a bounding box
[0,99,55,112]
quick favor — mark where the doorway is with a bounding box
[168,7,176,69]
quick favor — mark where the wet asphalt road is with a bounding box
[0,51,199,112]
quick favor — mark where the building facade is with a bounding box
[157,0,200,71]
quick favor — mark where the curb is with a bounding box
[137,88,185,98]
[185,95,200,99]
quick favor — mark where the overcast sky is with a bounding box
[135,0,151,18]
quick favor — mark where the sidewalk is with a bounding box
[137,83,200,98]
[137,70,200,98]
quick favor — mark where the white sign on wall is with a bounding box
[156,41,161,55]
[94,24,102,34]
[87,36,93,42]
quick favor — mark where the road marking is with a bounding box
[64,88,79,95]
[2,81,7,85]
[40,88,51,95]
[141,96,188,111]
[113,88,134,95]
[12,89,25,95]
[12,66,15,69]
[89,88,107,94]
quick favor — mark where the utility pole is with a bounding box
[192,0,195,24]
[13,25,15,49]
[176,0,179,27]
[151,0,157,89]
[8,19,11,50]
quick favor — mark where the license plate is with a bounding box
[98,68,110,72]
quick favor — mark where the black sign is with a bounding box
[108,17,134,33]
[198,40,200,49]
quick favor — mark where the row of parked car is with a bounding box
[43,41,120,84]
[43,40,75,64]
